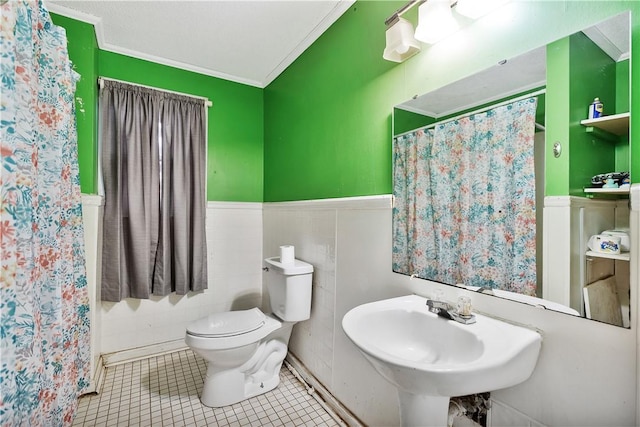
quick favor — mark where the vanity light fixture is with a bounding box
[382,0,457,63]
[383,0,511,62]
[414,0,459,44]
[383,16,421,62]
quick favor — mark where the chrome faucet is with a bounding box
[426,299,476,325]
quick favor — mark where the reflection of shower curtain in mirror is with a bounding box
[393,98,538,296]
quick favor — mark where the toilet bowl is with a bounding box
[185,257,313,407]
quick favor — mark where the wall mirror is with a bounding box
[392,11,631,327]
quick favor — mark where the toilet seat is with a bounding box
[186,308,282,350]
[187,307,267,338]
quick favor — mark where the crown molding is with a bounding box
[46,0,354,89]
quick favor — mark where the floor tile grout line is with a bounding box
[74,349,341,427]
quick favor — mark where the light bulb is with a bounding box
[414,0,459,45]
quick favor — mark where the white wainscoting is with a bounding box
[264,195,404,426]
[489,400,545,427]
[81,194,105,391]
[264,195,636,427]
[83,200,264,358]
[82,194,637,426]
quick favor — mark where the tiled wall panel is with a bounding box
[97,202,263,354]
[263,196,637,427]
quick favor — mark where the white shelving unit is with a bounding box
[585,250,630,262]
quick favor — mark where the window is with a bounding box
[98,79,209,302]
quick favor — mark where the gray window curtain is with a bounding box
[100,80,208,302]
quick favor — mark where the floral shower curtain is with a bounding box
[0,1,90,425]
[393,97,538,296]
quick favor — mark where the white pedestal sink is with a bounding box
[342,294,542,426]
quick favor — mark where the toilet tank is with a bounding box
[264,257,313,321]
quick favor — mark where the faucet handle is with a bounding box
[427,298,476,324]
[456,296,473,317]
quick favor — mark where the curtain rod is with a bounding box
[394,88,546,139]
[98,77,213,107]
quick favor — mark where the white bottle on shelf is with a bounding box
[588,97,603,119]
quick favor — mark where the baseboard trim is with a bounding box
[285,353,364,427]
[83,355,106,395]
[93,355,106,392]
[101,339,188,367]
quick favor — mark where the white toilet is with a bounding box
[185,256,313,407]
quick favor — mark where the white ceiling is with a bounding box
[46,0,355,88]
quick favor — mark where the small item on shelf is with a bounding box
[589,171,629,188]
[601,229,630,252]
[587,234,621,255]
[588,97,604,119]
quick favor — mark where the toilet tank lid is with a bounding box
[186,307,266,337]
[264,257,313,275]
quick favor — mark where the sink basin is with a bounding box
[342,294,542,426]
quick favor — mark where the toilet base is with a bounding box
[199,334,291,407]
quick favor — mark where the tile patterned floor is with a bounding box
[73,350,344,427]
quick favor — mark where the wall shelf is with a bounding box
[580,112,630,136]
[586,250,630,262]
[584,187,630,195]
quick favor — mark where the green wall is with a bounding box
[616,59,631,171]
[568,32,618,196]
[52,14,98,194]
[98,51,264,202]
[617,59,630,113]
[545,37,571,196]
[393,108,435,136]
[55,2,640,203]
[264,2,403,201]
[264,1,640,202]
[52,14,264,202]
[546,32,629,196]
